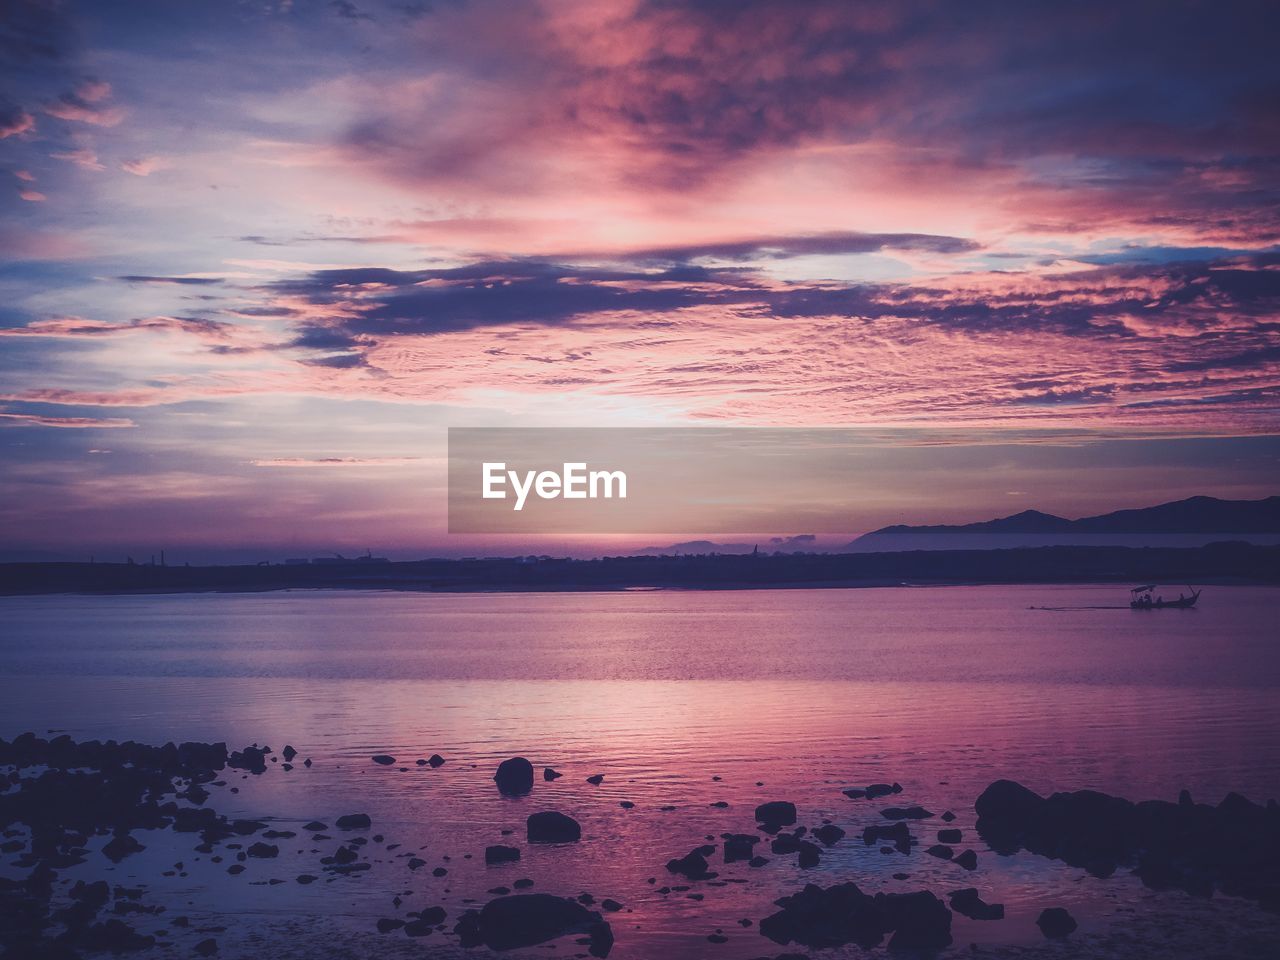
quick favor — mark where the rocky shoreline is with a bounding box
[2,733,1279,958]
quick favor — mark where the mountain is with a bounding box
[849,496,1280,551]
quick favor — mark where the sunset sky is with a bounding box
[2,0,1278,560]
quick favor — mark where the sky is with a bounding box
[1,0,1278,561]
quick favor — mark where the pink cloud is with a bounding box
[0,412,135,428]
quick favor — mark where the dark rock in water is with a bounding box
[755,801,798,829]
[513,877,534,889]
[941,810,957,822]
[428,754,446,768]
[707,933,728,943]
[620,801,635,809]
[335,813,371,830]
[407,857,426,871]
[797,841,821,868]
[938,828,962,843]
[882,891,953,950]
[587,774,605,785]
[303,821,327,832]
[813,824,845,846]
[332,846,358,865]
[227,745,269,774]
[405,910,446,936]
[1037,907,1077,938]
[246,842,278,859]
[296,874,317,884]
[194,937,218,956]
[282,745,297,762]
[953,849,978,871]
[601,898,622,912]
[376,918,404,933]
[544,767,562,781]
[527,811,581,843]
[411,905,445,925]
[454,894,607,952]
[949,888,1004,921]
[759,882,951,950]
[866,783,898,799]
[495,757,535,795]
[880,806,933,820]
[842,788,866,799]
[372,755,396,766]
[416,758,427,765]
[486,844,521,864]
[862,822,912,853]
[667,846,717,880]
[102,832,144,862]
[974,778,1280,907]
[723,834,759,862]
[749,855,769,868]
[432,867,447,877]
[771,832,802,855]
[926,844,953,860]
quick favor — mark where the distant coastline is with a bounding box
[2,541,1277,596]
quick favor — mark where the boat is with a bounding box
[1129,584,1200,609]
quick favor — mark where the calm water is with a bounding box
[2,584,1279,958]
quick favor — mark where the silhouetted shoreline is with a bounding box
[2,542,1276,596]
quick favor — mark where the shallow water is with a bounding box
[2,584,1278,957]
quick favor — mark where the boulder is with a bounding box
[335,813,371,830]
[454,894,606,951]
[527,811,581,843]
[1036,907,1077,938]
[755,801,798,829]
[496,757,535,795]
[948,888,1004,921]
[485,844,521,864]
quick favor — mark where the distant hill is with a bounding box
[849,496,1280,552]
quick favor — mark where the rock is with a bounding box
[454,894,606,951]
[755,801,797,829]
[102,832,144,862]
[949,888,1004,920]
[194,937,218,956]
[941,810,956,822]
[513,877,534,889]
[428,754,446,768]
[407,857,426,870]
[866,783,897,798]
[303,821,327,831]
[723,834,759,862]
[797,840,821,868]
[953,849,978,871]
[842,788,866,799]
[1037,906,1077,938]
[748,855,769,867]
[601,898,622,912]
[938,828,962,843]
[880,806,933,820]
[372,755,396,766]
[759,882,950,950]
[862,821,912,853]
[432,866,447,877]
[667,846,717,880]
[282,745,297,761]
[619,801,634,809]
[587,774,605,785]
[974,779,1045,822]
[882,891,953,950]
[246,842,278,859]
[296,874,317,884]
[495,757,535,795]
[708,933,728,943]
[486,844,521,864]
[544,767,562,781]
[376,918,404,933]
[527,811,581,843]
[335,813,371,830]
[813,824,845,846]
[926,844,953,859]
